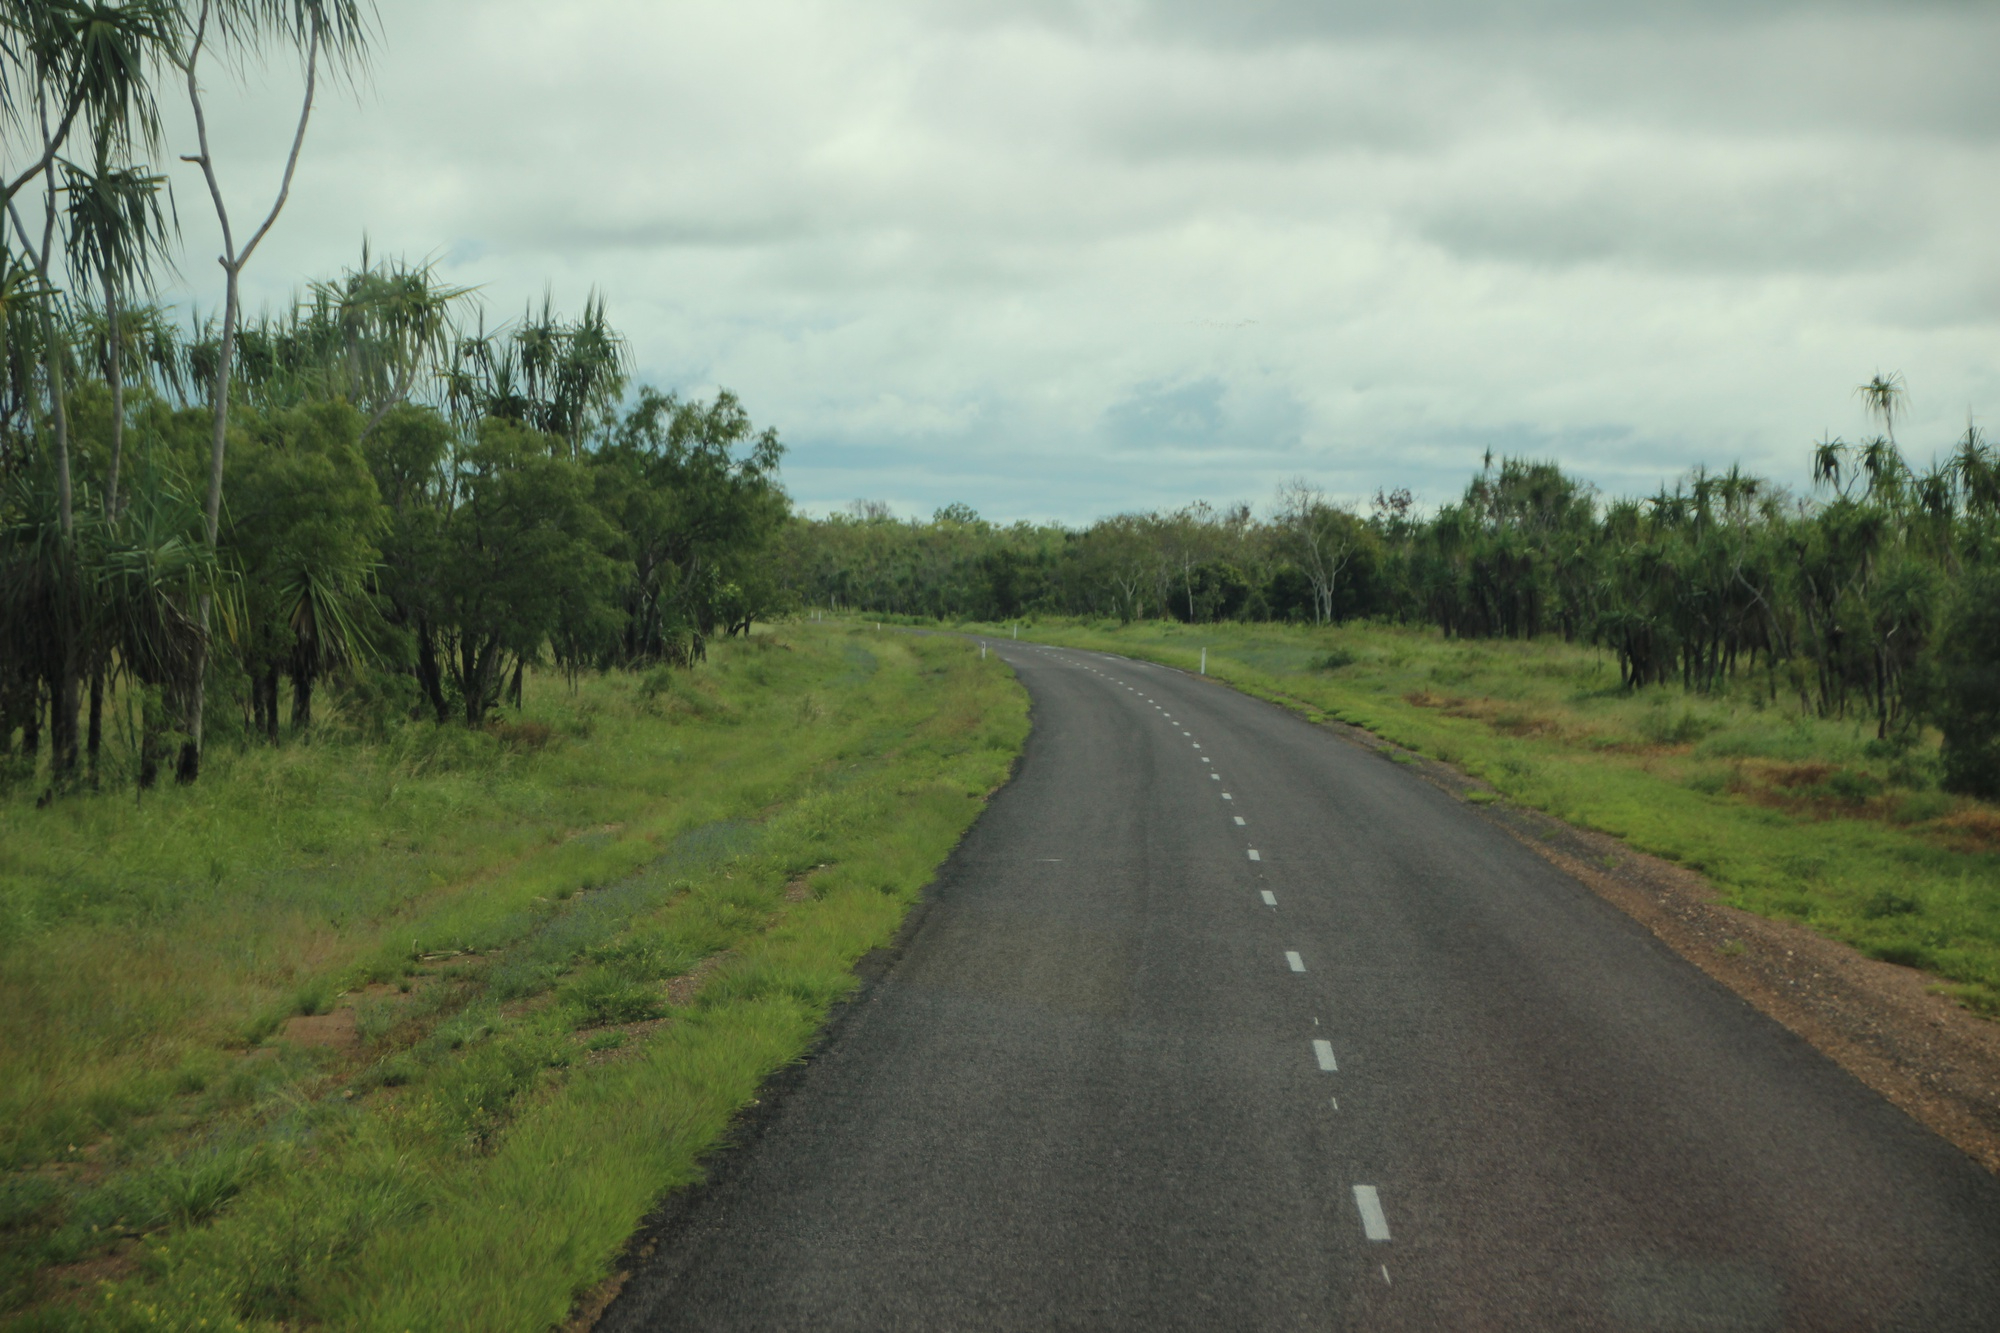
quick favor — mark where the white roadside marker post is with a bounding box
[1200,647,1206,675]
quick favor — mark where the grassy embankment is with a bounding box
[965,616,2000,1015]
[0,624,1026,1331]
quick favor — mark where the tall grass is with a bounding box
[0,624,1027,1328]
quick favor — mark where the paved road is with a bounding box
[604,642,2000,1331]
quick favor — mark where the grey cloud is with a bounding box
[1021,0,1961,45]
[1418,173,1915,274]
[1101,377,1307,454]
[140,0,2000,526]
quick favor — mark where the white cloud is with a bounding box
[134,0,2000,523]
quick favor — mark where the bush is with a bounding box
[1932,565,2000,799]
[562,969,664,1028]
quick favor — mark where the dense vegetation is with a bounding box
[0,2,793,799]
[2,257,793,791]
[782,389,2000,796]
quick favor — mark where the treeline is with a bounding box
[781,382,2000,797]
[1,3,791,796]
[1,260,791,789]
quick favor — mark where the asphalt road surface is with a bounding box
[604,641,2000,1331]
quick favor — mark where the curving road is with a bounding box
[602,642,2000,1331]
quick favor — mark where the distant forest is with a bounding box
[781,385,2000,797]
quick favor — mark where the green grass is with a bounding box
[0,623,1027,1329]
[968,616,2000,1015]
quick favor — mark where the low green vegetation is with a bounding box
[976,617,2000,1015]
[0,624,1027,1330]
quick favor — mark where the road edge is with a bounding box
[576,697,1038,1332]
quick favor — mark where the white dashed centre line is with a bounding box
[1353,1186,1391,1241]
[1247,849,1261,861]
[1260,890,1277,906]
[1313,1039,1338,1071]
[1210,774,1220,781]
[1233,815,1246,825]
[1221,792,1232,800]
[1285,951,1305,972]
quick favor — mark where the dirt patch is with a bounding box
[490,719,557,751]
[664,953,729,1009]
[1401,689,1459,710]
[1309,710,2000,1176]
[35,1242,142,1310]
[1940,807,2000,852]
[564,1269,632,1331]
[278,1007,358,1050]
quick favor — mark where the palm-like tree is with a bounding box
[1857,371,1907,444]
[60,127,176,517]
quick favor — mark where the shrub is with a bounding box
[1888,790,1954,825]
[1861,891,1922,919]
[1639,706,1712,746]
[562,969,664,1028]
[1822,769,1885,804]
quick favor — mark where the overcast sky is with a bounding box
[156,0,2000,524]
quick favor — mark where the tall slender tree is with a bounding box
[173,0,369,779]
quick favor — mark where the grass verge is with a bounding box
[0,623,1026,1330]
[965,616,2000,1016]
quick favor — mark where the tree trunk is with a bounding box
[104,277,125,517]
[416,622,449,723]
[87,667,103,787]
[291,665,312,732]
[44,311,80,785]
[182,262,240,784]
[22,679,41,759]
[139,686,162,790]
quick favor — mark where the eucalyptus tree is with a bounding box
[591,386,784,661]
[225,398,381,735]
[175,0,370,779]
[1274,478,1361,626]
[434,417,619,724]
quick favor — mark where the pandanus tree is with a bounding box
[58,134,174,777]
[2,0,179,788]
[60,128,174,517]
[443,293,628,456]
